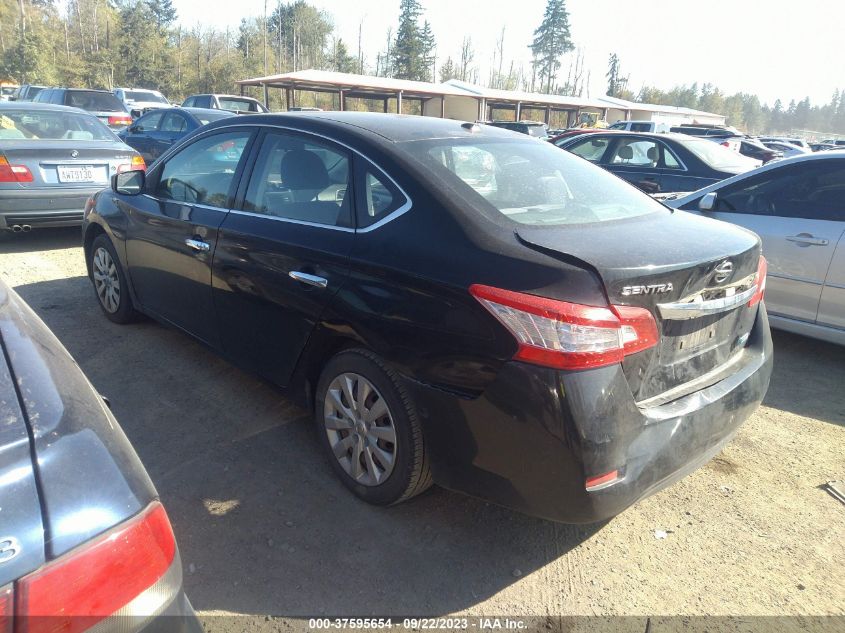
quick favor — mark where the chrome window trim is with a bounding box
[141,194,229,214]
[181,121,415,232]
[227,208,355,233]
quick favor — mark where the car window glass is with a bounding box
[160,112,187,133]
[662,145,682,169]
[630,123,651,132]
[358,167,405,228]
[155,131,251,208]
[610,139,660,167]
[135,111,164,132]
[715,161,845,220]
[567,137,609,163]
[183,97,195,107]
[243,132,352,227]
[66,91,125,111]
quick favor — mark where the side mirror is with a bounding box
[111,170,145,195]
[698,191,717,211]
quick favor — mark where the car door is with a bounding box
[123,110,165,162]
[148,111,189,161]
[603,136,664,193]
[703,159,845,323]
[212,128,356,385]
[124,128,256,347]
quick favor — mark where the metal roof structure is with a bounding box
[442,79,609,110]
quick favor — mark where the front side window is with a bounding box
[403,136,664,226]
[566,136,610,163]
[134,111,164,133]
[155,131,252,208]
[610,139,660,167]
[243,132,352,227]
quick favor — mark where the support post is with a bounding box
[440,96,446,118]
[285,88,291,111]
[396,91,403,114]
[545,106,551,124]
[383,98,389,113]
[515,101,522,121]
[240,84,245,96]
[339,90,345,111]
[263,83,269,109]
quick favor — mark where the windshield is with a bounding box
[67,91,126,112]
[681,137,758,170]
[125,90,167,103]
[400,137,665,226]
[0,109,117,140]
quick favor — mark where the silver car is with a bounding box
[666,151,845,345]
[0,102,145,232]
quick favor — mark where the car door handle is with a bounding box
[289,271,328,288]
[184,238,210,252]
[786,234,829,246]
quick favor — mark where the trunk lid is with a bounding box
[0,140,135,189]
[516,210,762,402]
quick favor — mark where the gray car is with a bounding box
[0,102,144,232]
[0,278,201,630]
[666,151,845,345]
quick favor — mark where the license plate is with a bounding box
[58,165,96,183]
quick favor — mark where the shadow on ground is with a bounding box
[0,227,81,253]
[763,330,845,426]
[12,275,602,616]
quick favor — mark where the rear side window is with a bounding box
[242,131,352,227]
[403,137,663,226]
[155,131,252,208]
[160,112,187,133]
[355,164,406,228]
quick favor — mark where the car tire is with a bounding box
[315,348,432,505]
[89,234,139,324]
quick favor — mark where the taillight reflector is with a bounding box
[748,256,767,307]
[586,470,620,491]
[0,157,33,183]
[15,502,176,633]
[469,285,659,370]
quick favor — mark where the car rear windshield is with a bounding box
[218,97,261,112]
[0,109,116,141]
[66,90,126,112]
[194,110,235,125]
[400,137,665,225]
[680,137,758,170]
[125,90,167,103]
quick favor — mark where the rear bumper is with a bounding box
[0,187,102,229]
[139,590,203,633]
[410,304,773,524]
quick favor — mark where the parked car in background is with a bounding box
[484,120,549,138]
[666,151,845,345]
[181,93,269,113]
[33,88,133,130]
[0,84,18,101]
[607,120,669,133]
[761,140,810,159]
[9,84,46,102]
[739,137,782,163]
[0,102,144,232]
[113,87,170,118]
[759,136,811,151]
[670,124,743,152]
[0,278,202,630]
[82,112,772,523]
[820,139,845,147]
[118,106,236,163]
[547,128,605,144]
[811,142,840,152]
[555,130,759,193]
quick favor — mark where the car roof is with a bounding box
[0,101,90,115]
[669,150,845,206]
[202,111,522,143]
[561,130,701,143]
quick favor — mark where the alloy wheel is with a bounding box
[323,372,397,486]
[92,246,121,314]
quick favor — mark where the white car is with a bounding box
[666,151,845,345]
[113,87,170,118]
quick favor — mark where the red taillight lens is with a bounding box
[15,502,179,633]
[586,470,620,491]
[117,155,146,174]
[469,285,659,370]
[108,115,133,127]
[721,141,730,147]
[0,157,33,183]
[0,584,12,633]
[749,255,767,307]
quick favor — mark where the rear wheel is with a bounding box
[89,234,139,324]
[315,349,432,505]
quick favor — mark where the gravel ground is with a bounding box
[1,228,843,627]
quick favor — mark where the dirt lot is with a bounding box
[1,228,843,626]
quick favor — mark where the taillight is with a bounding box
[1,584,12,633]
[15,502,180,633]
[117,155,146,174]
[749,255,767,307]
[108,115,133,127]
[0,157,33,183]
[721,141,730,147]
[469,285,659,370]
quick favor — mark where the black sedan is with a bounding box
[0,279,200,630]
[555,130,760,193]
[83,113,772,523]
[118,106,236,164]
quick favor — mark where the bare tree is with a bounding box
[459,36,474,82]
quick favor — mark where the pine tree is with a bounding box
[530,0,573,94]
[391,0,427,81]
[439,56,456,82]
[147,0,177,34]
[606,53,619,97]
[420,20,435,82]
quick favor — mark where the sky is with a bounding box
[173,0,843,106]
